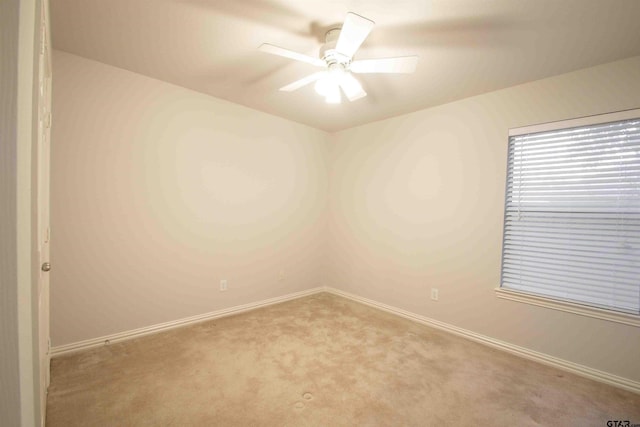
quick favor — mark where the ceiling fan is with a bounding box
[259,12,418,104]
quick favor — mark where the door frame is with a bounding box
[36,0,53,423]
[14,0,50,426]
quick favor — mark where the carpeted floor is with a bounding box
[46,293,640,426]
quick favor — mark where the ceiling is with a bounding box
[50,0,640,132]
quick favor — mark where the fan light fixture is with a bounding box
[314,66,346,104]
[259,12,418,105]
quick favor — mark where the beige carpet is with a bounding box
[46,293,640,426]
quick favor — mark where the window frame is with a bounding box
[496,108,640,327]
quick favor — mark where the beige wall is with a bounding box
[52,50,640,383]
[1,0,24,424]
[328,56,640,382]
[50,51,329,346]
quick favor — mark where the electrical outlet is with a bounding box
[220,279,228,291]
[430,288,439,301]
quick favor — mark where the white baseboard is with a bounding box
[50,287,324,357]
[325,287,640,395]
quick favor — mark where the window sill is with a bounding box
[494,288,640,328]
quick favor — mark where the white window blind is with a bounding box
[501,113,640,315]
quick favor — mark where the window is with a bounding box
[498,109,640,324]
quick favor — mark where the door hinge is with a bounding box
[45,112,52,129]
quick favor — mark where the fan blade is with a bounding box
[335,12,375,58]
[339,73,367,102]
[279,72,326,92]
[350,56,418,74]
[259,43,325,67]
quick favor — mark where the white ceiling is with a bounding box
[51,0,640,132]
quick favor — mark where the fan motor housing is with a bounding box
[320,28,351,66]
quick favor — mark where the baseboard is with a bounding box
[325,287,640,395]
[51,287,324,357]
